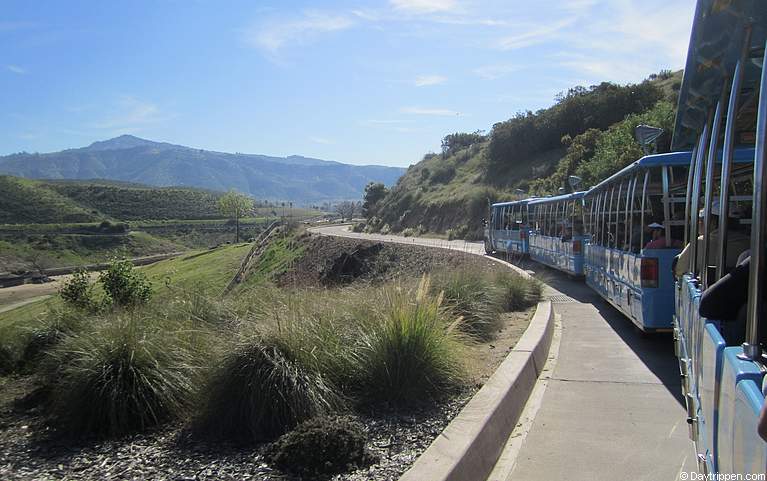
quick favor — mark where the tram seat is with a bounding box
[717,347,765,475]
[699,323,727,473]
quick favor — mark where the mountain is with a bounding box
[0,135,404,203]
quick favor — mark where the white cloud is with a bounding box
[556,1,693,80]
[401,106,459,116]
[92,96,169,131]
[414,74,447,86]
[244,11,354,54]
[473,64,520,80]
[7,65,26,75]
[389,0,458,14]
[309,136,334,145]
[497,18,575,50]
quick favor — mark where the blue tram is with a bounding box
[583,152,690,332]
[527,193,587,277]
[484,199,535,256]
[671,1,767,475]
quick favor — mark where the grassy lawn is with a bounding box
[140,243,251,294]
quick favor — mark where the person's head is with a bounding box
[648,222,664,240]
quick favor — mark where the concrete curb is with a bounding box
[399,300,555,481]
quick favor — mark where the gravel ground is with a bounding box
[0,378,472,481]
[0,234,531,481]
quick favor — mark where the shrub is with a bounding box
[430,268,503,340]
[446,225,468,241]
[0,343,14,375]
[264,415,372,477]
[99,259,152,307]
[351,222,366,233]
[42,315,202,437]
[196,334,342,442]
[401,227,416,237]
[353,277,467,406]
[379,223,391,235]
[20,307,86,371]
[59,270,96,310]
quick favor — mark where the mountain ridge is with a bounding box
[0,135,404,203]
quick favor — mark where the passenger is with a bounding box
[699,256,749,321]
[643,223,682,249]
[674,202,750,278]
[699,255,767,442]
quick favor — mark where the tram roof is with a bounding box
[586,151,693,193]
[671,0,767,150]
[586,147,756,194]
[490,198,540,208]
[527,191,586,206]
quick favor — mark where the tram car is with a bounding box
[484,199,535,256]
[671,1,767,475]
[527,193,587,277]
[583,151,690,332]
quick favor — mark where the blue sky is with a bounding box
[2,0,695,167]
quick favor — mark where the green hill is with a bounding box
[0,176,101,224]
[42,181,227,221]
[365,70,682,239]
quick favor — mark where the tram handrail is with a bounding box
[744,41,767,361]
[717,27,752,281]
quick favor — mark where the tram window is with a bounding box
[601,189,610,246]
[667,165,689,243]
[645,167,665,225]
[615,179,628,251]
[573,200,584,236]
[630,173,645,253]
[594,193,603,245]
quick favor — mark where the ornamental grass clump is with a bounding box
[196,333,343,443]
[0,343,14,375]
[496,271,543,311]
[430,267,504,340]
[42,314,204,438]
[354,276,468,407]
[19,307,87,371]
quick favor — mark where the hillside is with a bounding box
[365,71,682,239]
[0,176,100,224]
[0,135,405,203]
[0,175,229,224]
[42,181,228,221]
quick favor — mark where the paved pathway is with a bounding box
[309,224,696,480]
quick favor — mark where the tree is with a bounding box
[218,189,254,243]
[362,182,388,217]
[99,259,152,308]
[335,201,359,221]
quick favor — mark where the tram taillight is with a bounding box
[641,257,659,288]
